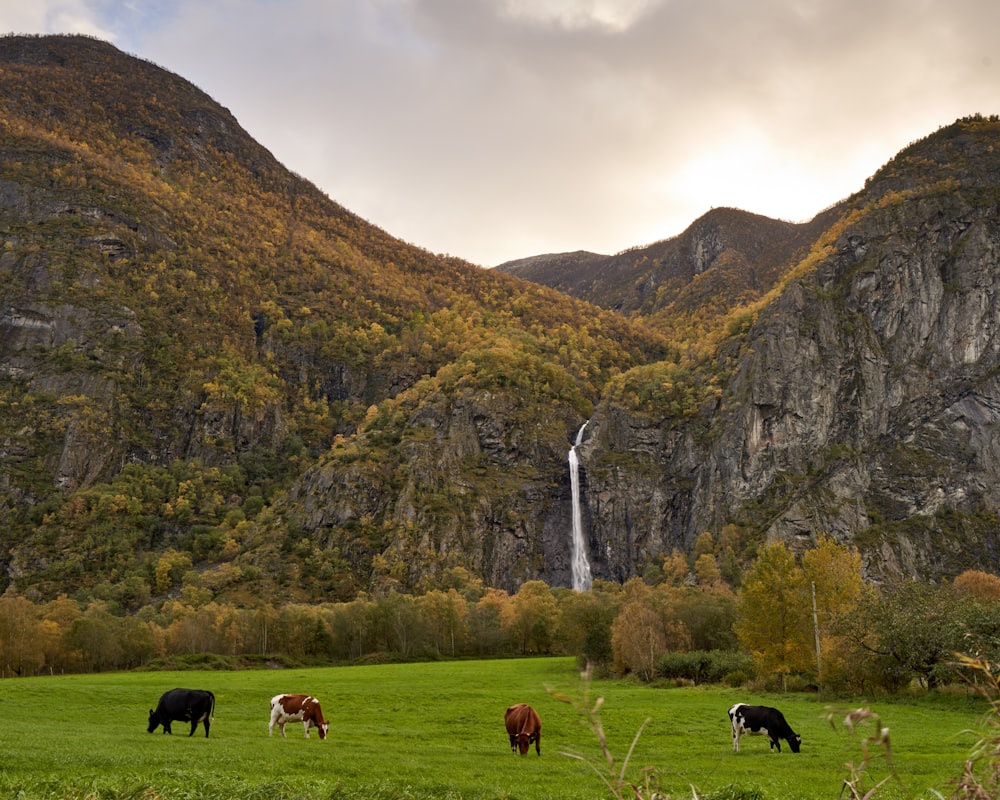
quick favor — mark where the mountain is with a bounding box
[1,34,999,608]
[496,206,840,319]
[576,116,1000,583]
[0,34,664,603]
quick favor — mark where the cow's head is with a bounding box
[317,721,329,740]
[515,732,532,755]
[147,709,159,733]
[788,734,802,753]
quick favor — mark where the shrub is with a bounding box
[656,650,753,685]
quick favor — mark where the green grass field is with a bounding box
[0,657,989,800]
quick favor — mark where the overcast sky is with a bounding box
[1,1,998,266]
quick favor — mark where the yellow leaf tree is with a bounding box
[735,542,813,684]
[802,534,864,688]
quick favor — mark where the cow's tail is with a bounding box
[209,690,216,723]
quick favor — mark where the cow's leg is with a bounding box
[203,715,211,738]
[304,722,310,739]
[279,722,287,738]
[732,729,740,752]
[163,720,172,735]
[534,731,541,756]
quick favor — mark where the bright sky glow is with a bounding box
[1,0,997,266]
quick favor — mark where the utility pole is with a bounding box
[812,581,822,692]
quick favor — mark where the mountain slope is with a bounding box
[279,115,1000,592]
[0,35,665,602]
[496,206,842,321]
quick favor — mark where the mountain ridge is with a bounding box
[496,205,845,319]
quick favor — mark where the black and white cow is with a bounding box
[148,688,216,737]
[728,703,800,753]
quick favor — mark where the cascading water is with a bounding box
[569,421,593,591]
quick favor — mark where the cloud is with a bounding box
[0,0,115,39]
[2,0,999,265]
[498,0,664,32]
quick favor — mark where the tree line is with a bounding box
[3,535,1000,692]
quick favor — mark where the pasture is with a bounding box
[0,657,988,800]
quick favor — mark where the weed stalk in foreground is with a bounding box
[548,670,675,800]
[948,653,1000,800]
[824,706,895,800]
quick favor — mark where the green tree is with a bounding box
[673,585,738,651]
[846,581,974,690]
[506,581,560,655]
[556,583,620,670]
[154,549,192,594]
[468,588,511,656]
[418,589,468,657]
[375,592,425,658]
[327,596,375,661]
[735,542,812,684]
[64,602,124,672]
[693,531,715,561]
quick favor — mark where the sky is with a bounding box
[1,1,998,267]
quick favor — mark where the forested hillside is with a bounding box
[0,34,665,605]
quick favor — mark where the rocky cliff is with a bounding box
[576,118,1000,582]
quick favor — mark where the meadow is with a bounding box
[0,657,989,800]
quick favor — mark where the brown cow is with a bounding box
[269,694,329,739]
[505,703,541,755]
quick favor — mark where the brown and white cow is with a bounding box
[269,694,329,740]
[505,703,541,755]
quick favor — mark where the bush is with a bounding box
[656,650,753,685]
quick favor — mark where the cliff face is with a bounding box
[282,119,1000,591]
[576,120,1000,582]
[281,386,586,593]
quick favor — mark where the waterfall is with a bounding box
[569,421,593,591]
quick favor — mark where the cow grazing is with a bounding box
[147,688,216,737]
[728,703,801,753]
[269,694,329,740]
[505,703,541,756]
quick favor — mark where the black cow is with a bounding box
[148,688,216,737]
[728,703,800,753]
